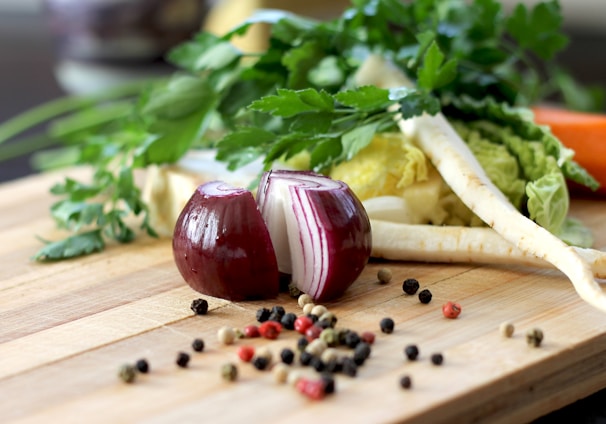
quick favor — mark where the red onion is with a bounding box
[173,171,371,302]
[172,181,279,301]
[257,170,372,301]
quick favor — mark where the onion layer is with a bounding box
[257,170,372,301]
[172,181,279,301]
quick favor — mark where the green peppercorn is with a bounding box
[402,278,420,295]
[320,328,339,347]
[221,363,238,382]
[176,352,190,368]
[190,298,209,315]
[418,289,432,304]
[135,358,149,373]
[399,375,412,389]
[118,364,137,383]
[404,344,419,361]
[526,328,544,347]
[377,268,392,284]
[288,281,302,298]
[192,338,205,352]
[380,317,395,334]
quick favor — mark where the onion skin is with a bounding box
[172,181,279,301]
[258,170,372,301]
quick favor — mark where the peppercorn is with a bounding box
[306,339,328,357]
[298,293,314,308]
[320,328,339,347]
[288,281,302,298]
[310,356,326,372]
[252,356,270,371]
[305,324,323,341]
[302,303,315,315]
[402,278,420,295]
[399,375,412,389]
[526,328,544,347]
[176,352,190,368]
[360,331,376,345]
[380,317,395,334]
[353,342,371,365]
[243,325,260,338]
[430,353,444,366]
[418,289,433,304]
[344,330,361,348]
[294,315,314,334]
[315,319,333,330]
[377,268,392,284]
[190,298,209,315]
[280,312,297,330]
[311,305,328,317]
[192,338,205,352]
[325,358,342,374]
[296,377,326,400]
[280,347,295,365]
[299,351,314,366]
[256,307,271,322]
[319,312,337,327]
[269,305,286,322]
[404,344,419,361]
[500,322,515,338]
[135,358,149,374]
[321,348,338,364]
[217,326,236,345]
[237,345,255,362]
[442,301,462,319]
[341,357,358,377]
[221,363,238,382]
[255,346,273,363]
[118,364,137,383]
[259,321,282,340]
[321,373,336,394]
[273,362,290,383]
[297,336,309,352]
[307,313,319,323]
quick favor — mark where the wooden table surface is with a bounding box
[1,169,606,423]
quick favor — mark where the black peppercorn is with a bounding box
[271,305,286,319]
[190,298,209,315]
[402,278,420,295]
[176,352,190,368]
[299,351,314,366]
[353,342,371,365]
[192,338,205,352]
[324,358,341,373]
[341,357,358,377]
[256,307,271,322]
[399,375,412,389]
[418,289,433,304]
[430,353,444,365]
[310,356,326,372]
[135,358,149,373]
[280,312,297,330]
[252,356,269,370]
[280,347,295,365]
[297,336,309,352]
[344,331,361,348]
[321,373,336,394]
[404,344,419,361]
[380,317,395,334]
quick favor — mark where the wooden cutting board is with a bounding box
[1,169,606,424]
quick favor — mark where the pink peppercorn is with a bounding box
[442,301,462,319]
[305,325,323,341]
[237,345,255,362]
[294,315,314,334]
[243,325,260,338]
[296,378,326,400]
[259,321,282,340]
[360,331,376,344]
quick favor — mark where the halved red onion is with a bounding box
[257,170,372,301]
[172,181,279,301]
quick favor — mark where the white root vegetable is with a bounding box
[357,55,606,312]
[370,220,606,279]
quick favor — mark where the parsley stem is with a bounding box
[0,134,57,163]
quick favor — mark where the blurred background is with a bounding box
[1,0,605,183]
[0,0,606,421]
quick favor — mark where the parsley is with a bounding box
[0,0,601,261]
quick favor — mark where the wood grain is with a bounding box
[1,170,606,424]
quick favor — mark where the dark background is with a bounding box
[1,4,606,422]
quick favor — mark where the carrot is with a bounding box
[532,106,606,195]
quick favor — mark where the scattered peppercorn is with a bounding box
[378,268,392,284]
[344,330,361,348]
[418,289,433,304]
[320,328,339,347]
[176,352,190,368]
[500,322,515,338]
[299,351,314,366]
[217,326,237,345]
[442,301,462,319]
[360,331,376,345]
[321,373,336,394]
[280,312,297,330]
[294,315,314,334]
[296,377,326,400]
[243,325,260,338]
[305,324,323,341]
[288,281,302,298]
[341,357,358,377]
[269,305,286,322]
[380,317,395,334]
[310,356,326,372]
[325,358,342,374]
[298,293,314,308]
[404,344,419,361]
[252,356,270,371]
[311,305,328,317]
[302,303,315,315]
[135,358,149,373]
[256,307,271,323]
[319,312,337,327]
[526,328,544,347]
[430,353,444,366]
[297,336,309,352]
[353,342,371,365]
[221,363,238,382]
[402,278,420,295]
[190,298,209,315]
[306,339,328,357]
[237,345,255,363]
[280,347,295,365]
[118,364,137,383]
[399,375,412,389]
[192,338,205,352]
[259,321,282,340]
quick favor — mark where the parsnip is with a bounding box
[370,220,606,279]
[357,55,606,312]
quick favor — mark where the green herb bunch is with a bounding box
[0,0,601,260]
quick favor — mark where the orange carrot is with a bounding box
[532,106,606,196]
